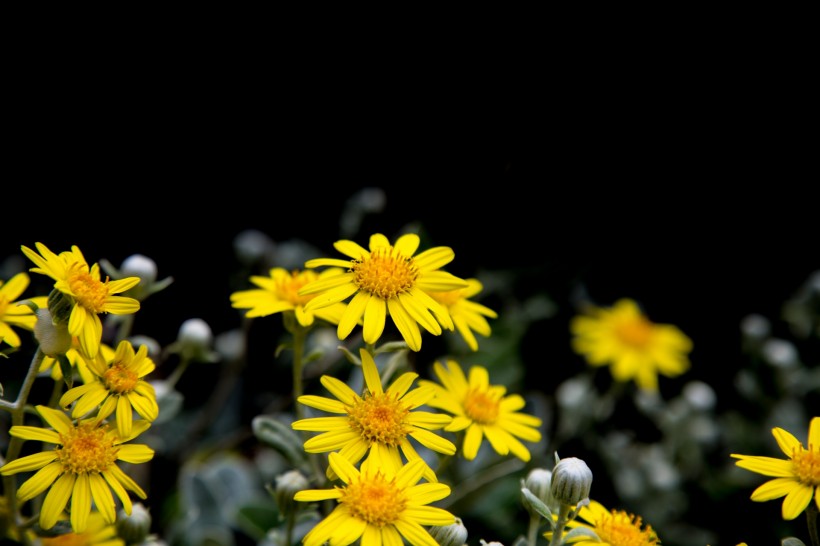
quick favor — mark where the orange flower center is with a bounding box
[594,509,659,546]
[792,444,820,486]
[280,270,318,306]
[341,472,406,526]
[614,316,654,348]
[42,530,94,546]
[67,264,109,314]
[103,361,139,393]
[351,247,419,300]
[348,392,410,447]
[57,421,118,474]
[464,388,500,425]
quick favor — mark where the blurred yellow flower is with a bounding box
[0,272,47,348]
[40,339,115,384]
[0,405,154,533]
[418,359,542,462]
[295,452,455,546]
[570,298,692,392]
[59,340,158,437]
[427,278,497,351]
[731,416,820,520]
[41,510,124,546]
[292,348,454,482]
[21,243,141,358]
[545,499,659,545]
[299,233,468,351]
[230,267,347,327]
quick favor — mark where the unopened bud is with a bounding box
[117,502,152,544]
[275,470,309,516]
[46,289,74,325]
[33,309,72,357]
[121,254,158,286]
[429,517,468,546]
[175,318,218,362]
[521,467,555,516]
[550,457,592,506]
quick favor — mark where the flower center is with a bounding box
[341,472,406,526]
[42,531,93,546]
[56,421,119,474]
[280,270,318,306]
[348,392,409,447]
[67,264,109,314]
[464,388,500,425]
[595,510,659,546]
[614,316,653,348]
[103,361,139,393]
[792,444,820,486]
[351,247,419,300]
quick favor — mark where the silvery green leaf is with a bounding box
[521,487,552,521]
[564,527,600,542]
[337,345,361,366]
[252,415,307,470]
[374,341,409,354]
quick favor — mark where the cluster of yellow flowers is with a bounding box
[0,233,818,546]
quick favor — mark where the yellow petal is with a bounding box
[16,462,62,501]
[751,477,798,501]
[90,473,117,524]
[732,455,794,477]
[117,444,155,464]
[1,451,57,475]
[40,473,75,530]
[360,349,383,396]
[71,473,92,533]
[782,483,813,520]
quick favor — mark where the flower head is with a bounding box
[0,272,47,348]
[418,360,542,462]
[570,298,692,392]
[59,340,159,437]
[427,278,497,352]
[21,243,141,358]
[40,340,114,385]
[0,405,154,533]
[295,452,455,546]
[299,233,468,352]
[41,510,125,546]
[230,267,348,328]
[292,348,455,482]
[545,499,659,545]
[731,416,820,520]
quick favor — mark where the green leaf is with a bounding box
[521,487,552,521]
[564,527,600,542]
[252,414,309,471]
[59,355,73,390]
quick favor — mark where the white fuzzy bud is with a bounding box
[117,502,152,543]
[33,309,72,357]
[121,254,158,285]
[550,457,593,506]
[429,517,468,546]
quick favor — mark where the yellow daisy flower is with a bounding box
[570,298,692,392]
[0,272,47,348]
[545,499,660,545]
[40,339,114,385]
[40,510,125,546]
[731,416,820,520]
[299,233,468,352]
[0,405,154,533]
[230,267,347,327]
[292,348,455,482]
[418,359,542,462]
[59,340,159,437]
[21,242,141,359]
[295,452,456,546]
[427,278,497,351]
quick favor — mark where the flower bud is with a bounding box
[429,517,468,546]
[46,289,74,326]
[117,502,152,544]
[550,457,592,506]
[174,318,219,362]
[33,308,72,357]
[121,254,158,286]
[521,467,555,516]
[275,470,310,516]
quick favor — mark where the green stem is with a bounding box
[548,503,571,546]
[526,512,542,546]
[284,507,296,546]
[3,347,45,546]
[808,501,819,546]
[165,356,191,390]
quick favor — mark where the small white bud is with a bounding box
[429,517,468,546]
[550,457,593,506]
[521,468,555,516]
[275,470,310,516]
[117,502,152,544]
[121,254,158,285]
[33,309,72,357]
